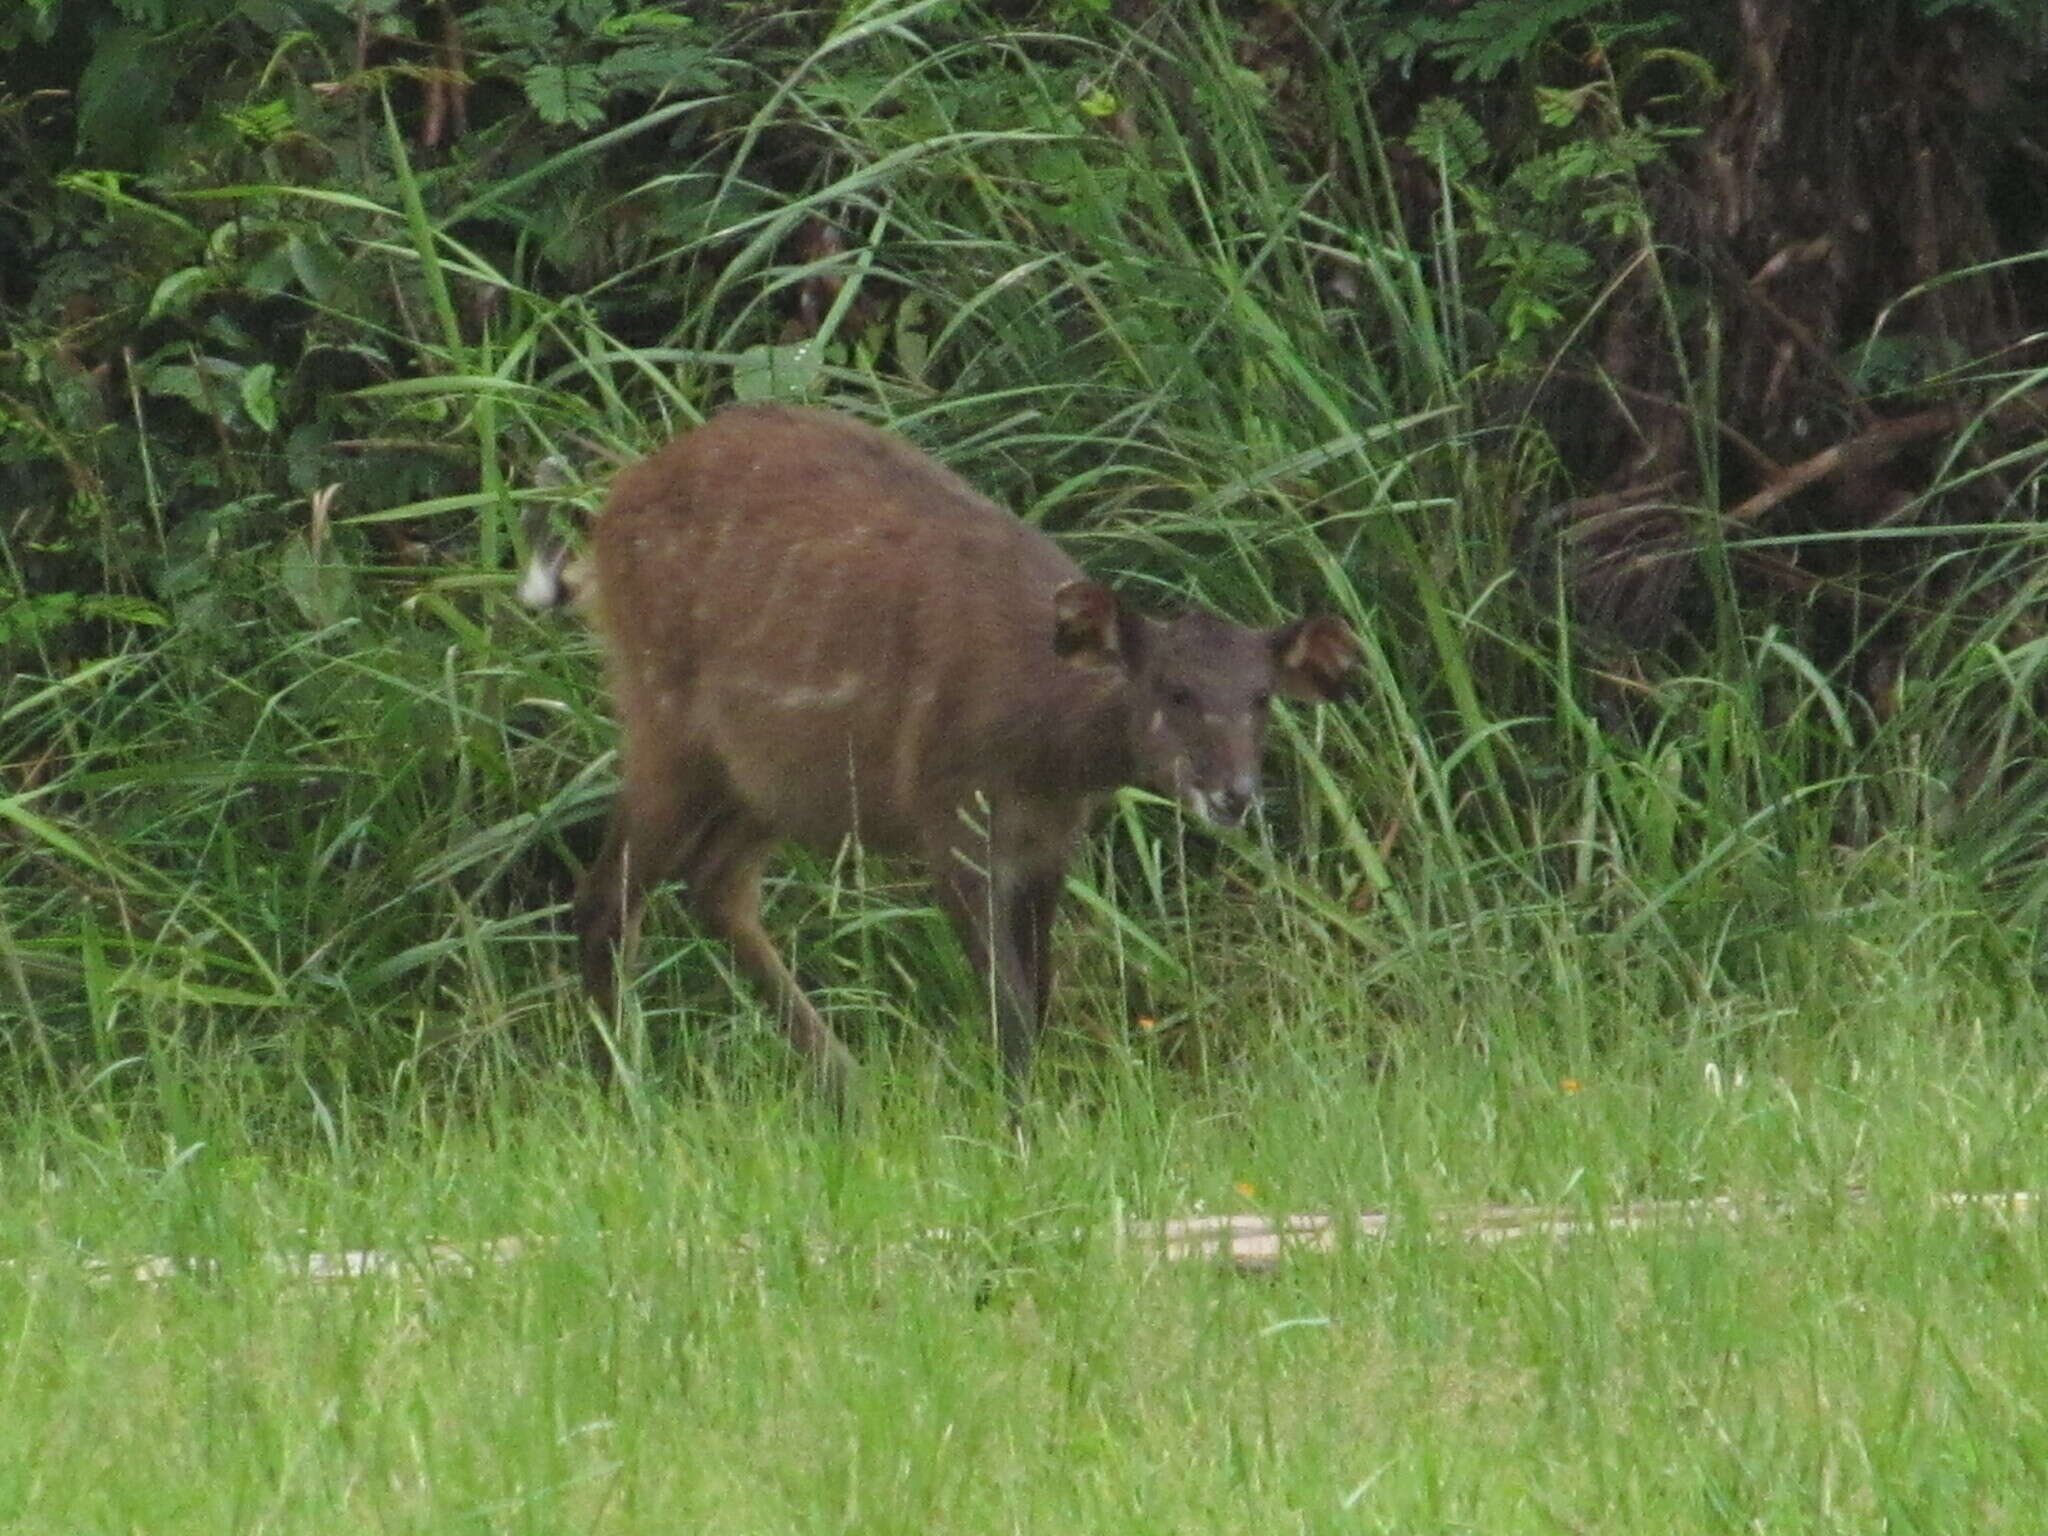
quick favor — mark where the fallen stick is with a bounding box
[12,1190,2035,1287]
[1134,1190,2037,1271]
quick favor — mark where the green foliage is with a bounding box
[1924,0,2048,32]
[4,1002,2048,1530]
[1373,0,1620,78]
[0,588,165,648]
[3,35,2047,1536]
[1,0,2046,1108]
[1406,97,1488,180]
[1402,28,1700,354]
[1424,0,1625,82]
[520,62,607,127]
[74,26,177,165]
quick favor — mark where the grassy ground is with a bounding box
[7,8,2048,1529]
[4,922,2045,1533]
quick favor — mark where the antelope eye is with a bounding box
[1252,691,1271,711]
[1166,685,1196,709]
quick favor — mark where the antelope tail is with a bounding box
[518,455,585,610]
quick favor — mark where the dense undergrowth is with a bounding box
[7,8,2048,1528]
[3,0,2047,1108]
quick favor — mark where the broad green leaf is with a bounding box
[730,340,823,404]
[278,530,355,629]
[147,267,218,322]
[241,362,279,434]
[286,231,348,302]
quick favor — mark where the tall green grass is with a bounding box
[3,979,2046,1532]
[4,7,2047,1523]
[9,2,2041,1080]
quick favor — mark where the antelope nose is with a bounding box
[1210,786,1256,827]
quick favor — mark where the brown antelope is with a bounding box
[522,403,1359,1104]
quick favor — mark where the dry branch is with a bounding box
[1721,404,1975,526]
[20,1190,2036,1287]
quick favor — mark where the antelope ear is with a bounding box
[1052,580,1140,672]
[1272,615,1361,702]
